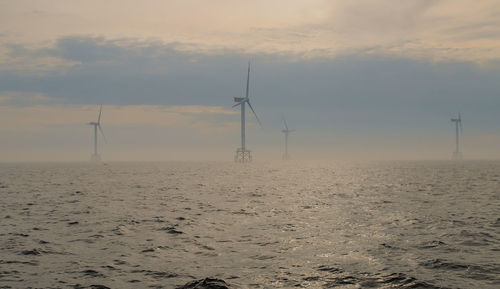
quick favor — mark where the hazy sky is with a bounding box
[1,0,500,161]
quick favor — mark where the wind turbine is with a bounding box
[281,117,295,160]
[233,62,261,162]
[450,113,463,160]
[88,105,106,161]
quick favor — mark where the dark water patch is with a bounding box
[0,260,39,266]
[130,269,177,279]
[421,259,469,270]
[380,243,397,249]
[68,221,79,225]
[379,272,416,284]
[316,265,343,274]
[248,192,264,197]
[250,254,275,260]
[89,285,110,289]
[324,275,359,287]
[232,209,257,216]
[0,270,20,277]
[159,226,183,234]
[146,271,178,279]
[20,249,43,256]
[418,240,447,249]
[198,244,215,251]
[113,259,127,265]
[82,269,105,278]
[254,241,279,247]
[302,276,321,281]
[101,265,119,271]
[142,248,157,253]
[177,278,229,289]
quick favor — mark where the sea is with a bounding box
[0,161,499,289]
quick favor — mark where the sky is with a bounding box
[1,0,500,161]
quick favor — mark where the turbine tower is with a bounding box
[281,117,295,160]
[233,62,261,163]
[451,113,463,160]
[88,105,106,161]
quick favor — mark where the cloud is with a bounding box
[1,0,500,62]
[1,104,237,132]
[0,91,60,105]
[1,36,499,119]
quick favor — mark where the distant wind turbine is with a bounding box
[88,105,106,161]
[233,62,261,162]
[450,113,463,160]
[281,117,295,160]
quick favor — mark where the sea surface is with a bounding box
[0,161,499,289]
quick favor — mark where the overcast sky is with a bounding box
[1,0,500,161]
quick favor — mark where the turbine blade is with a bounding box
[283,117,288,131]
[98,124,107,143]
[232,101,243,108]
[247,101,262,128]
[246,62,250,99]
[97,105,102,124]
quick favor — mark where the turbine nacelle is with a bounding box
[281,118,295,134]
[232,97,249,107]
[451,113,463,133]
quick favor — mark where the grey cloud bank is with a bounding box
[1,36,500,161]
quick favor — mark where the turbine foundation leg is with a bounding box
[235,148,252,163]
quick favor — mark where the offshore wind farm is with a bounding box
[1,1,500,289]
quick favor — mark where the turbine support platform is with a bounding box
[235,148,252,163]
[91,154,101,162]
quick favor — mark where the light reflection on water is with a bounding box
[0,161,498,288]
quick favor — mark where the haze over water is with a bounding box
[1,161,498,288]
[2,1,500,288]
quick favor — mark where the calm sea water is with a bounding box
[0,161,499,288]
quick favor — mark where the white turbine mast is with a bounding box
[88,105,106,161]
[450,112,463,160]
[281,117,295,160]
[233,62,261,162]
